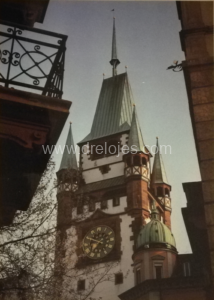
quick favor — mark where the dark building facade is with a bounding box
[0,0,71,225]
[177,0,214,298]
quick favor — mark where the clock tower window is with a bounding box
[113,197,120,207]
[89,199,95,212]
[133,155,141,166]
[90,143,105,160]
[77,198,83,214]
[136,268,141,285]
[165,188,170,197]
[77,279,85,291]
[115,273,123,285]
[126,156,132,167]
[101,199,108,209]
[142,157,147,166]
[99,165,111,174]
[157,186,163,197]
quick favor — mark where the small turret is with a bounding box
[151,137,172,229]
[124,106,151,222]
[132,200,177,284]
[56,123,79,227]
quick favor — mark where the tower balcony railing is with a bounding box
[0,20,67,99]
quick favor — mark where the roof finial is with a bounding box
[151,199,159,220]
[109,17,120,77]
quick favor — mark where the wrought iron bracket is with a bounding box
[167,61,183,72]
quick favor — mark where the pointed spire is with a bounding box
[151,137,168,185]
[128,105,146,153]
[109,18,120,77]
[59,123,77,171]
[151,199,159,220]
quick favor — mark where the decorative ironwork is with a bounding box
[166,60,183,72]
[0,21,67,99]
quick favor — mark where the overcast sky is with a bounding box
[35,1,201,254]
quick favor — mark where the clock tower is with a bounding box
[55,19,175,300]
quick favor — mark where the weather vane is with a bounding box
[167,60,182,72]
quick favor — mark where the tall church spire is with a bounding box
[151,137,168,185]
[109,18,120,77]
[59,123,77,170]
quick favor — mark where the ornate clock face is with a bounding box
[82,225,115,259]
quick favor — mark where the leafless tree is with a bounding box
[0,161,118,300]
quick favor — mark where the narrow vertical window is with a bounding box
[101,199,107,209]
[157,187,163,197]
[155,266,162,279]
[183,262,191,277]
[113,197,120,207]
[136,268,141,285]
[77,279,85,290]
[89,199,95,212]
[142,157,147,166]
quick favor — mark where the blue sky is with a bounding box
[36,1,201,253]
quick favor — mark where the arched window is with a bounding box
[157,187,163,197]
[165,188,170,197]
[142,157,147,166]
[133,155,141,166]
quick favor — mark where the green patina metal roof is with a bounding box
[59,124,77,171]
[79,72,134,143]
[136,200,176,249]
[151,138,168,185]
[128,106,146,153]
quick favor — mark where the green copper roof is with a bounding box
[79,73,134,143]
[151,138,168,185]
[128,106,146,153]
[59,124,78,171]
[137,202,176,249]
